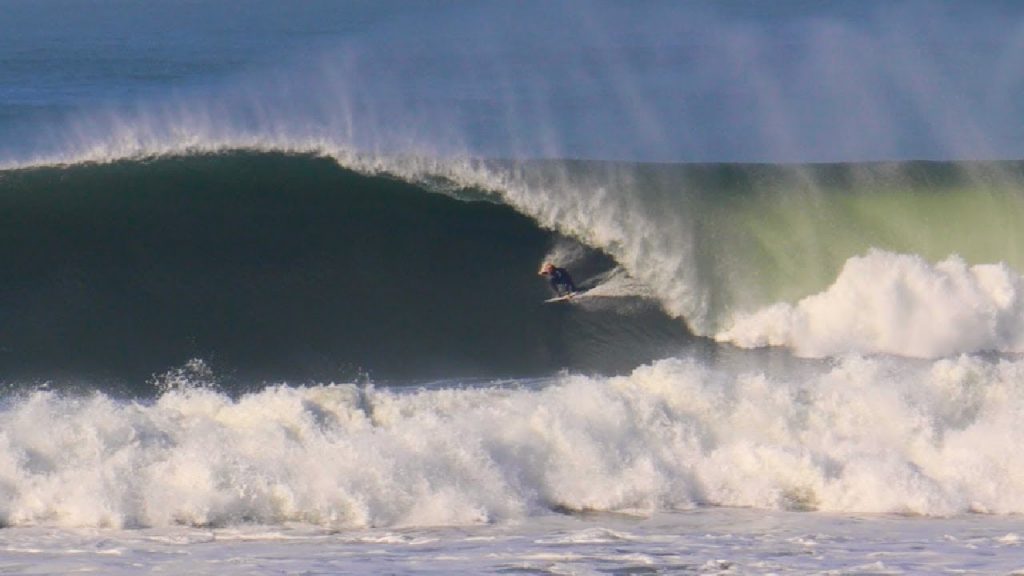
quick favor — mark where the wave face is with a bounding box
[3,353,1024,529]
[0,152,691,389]
[5,152,1024,390]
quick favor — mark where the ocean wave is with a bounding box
[4,149,1024,363]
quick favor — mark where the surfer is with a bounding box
[538,262,577,297]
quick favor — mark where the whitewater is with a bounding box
[5,1,1024,574]
[4,354,1024,573]
[7,354,1024,527]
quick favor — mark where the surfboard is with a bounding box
[544,292,579,303]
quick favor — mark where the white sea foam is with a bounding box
[718,249,1024,358]
[3,353,1024,529]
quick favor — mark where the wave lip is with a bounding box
[718,250,1024,359]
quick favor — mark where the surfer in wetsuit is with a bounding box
[539,262,577,297]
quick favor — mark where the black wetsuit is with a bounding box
[548,267,576,296]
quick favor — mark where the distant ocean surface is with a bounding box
[4,1,1024,574]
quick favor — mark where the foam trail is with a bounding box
[718,250,1024,358]
[3,353,1024,528]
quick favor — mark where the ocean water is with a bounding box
[4,1,1024,573]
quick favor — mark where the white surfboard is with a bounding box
[544,292,580,304]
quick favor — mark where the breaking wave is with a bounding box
[3,353,1023,528]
